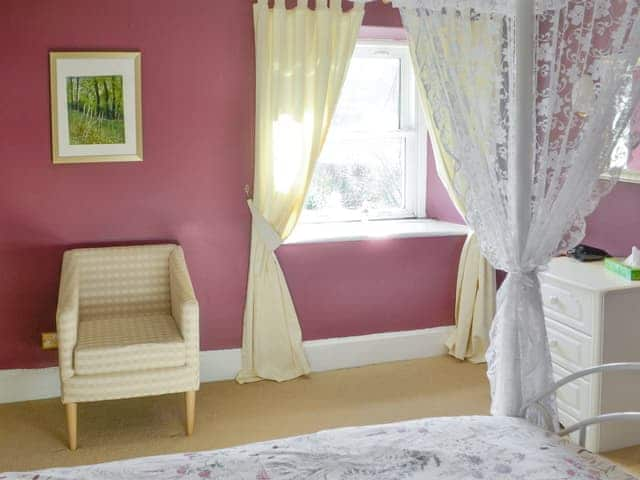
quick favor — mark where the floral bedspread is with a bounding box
[2,416,636,480]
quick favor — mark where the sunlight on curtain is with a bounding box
[237,0,364,383]
[273,114,311,194]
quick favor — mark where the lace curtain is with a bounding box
[396,0,640,426]
[408,16,498,364]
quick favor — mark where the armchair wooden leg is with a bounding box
[185,391,196,436]
[65,403,77,450]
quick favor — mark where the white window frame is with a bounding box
[301,40,427,224]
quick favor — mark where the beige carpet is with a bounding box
[0,356,637,475]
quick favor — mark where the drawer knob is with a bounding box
[549,339,560,350]
[549,295,561,305]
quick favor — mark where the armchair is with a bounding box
[56,244,200,450]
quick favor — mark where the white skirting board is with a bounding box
[0,326,453,404]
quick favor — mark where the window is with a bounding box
[302,41,427,223]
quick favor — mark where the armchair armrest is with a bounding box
[56,251,79,381]
[169,247,199,369]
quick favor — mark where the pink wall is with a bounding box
[1,0,256,369]
[2,0,635,373]
[1,1,462,371]
[582,183,640,256]
[280,237,465,339]
[425,139,465,224]
[426,133,640,257]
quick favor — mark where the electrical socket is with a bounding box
[41,332,58,350]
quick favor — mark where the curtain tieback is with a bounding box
[505,268,548,290]
[247,199,283,252]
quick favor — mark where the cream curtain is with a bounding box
[408,24,496,364]
[237,0,364,383]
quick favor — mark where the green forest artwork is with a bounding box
[66,75,125,145]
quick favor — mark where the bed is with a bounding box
[2,415,636,479]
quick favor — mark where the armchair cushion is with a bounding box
[74,313,186,376]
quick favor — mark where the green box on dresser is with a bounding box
[604,257,640,281]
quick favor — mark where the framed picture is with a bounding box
[49,51,142,164]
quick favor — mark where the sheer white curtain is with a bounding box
[238,0,364,383]
[409,30,497,364]
[396,0,640,425]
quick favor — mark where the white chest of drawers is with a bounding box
[539,257,640,452]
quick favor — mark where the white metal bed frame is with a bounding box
[522,362,640,447]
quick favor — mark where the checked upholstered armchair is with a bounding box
[56,244,200,450]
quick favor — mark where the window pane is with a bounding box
[330,57,401,132]
[304,138,405,219]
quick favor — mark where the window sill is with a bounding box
[284,218,469,245]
